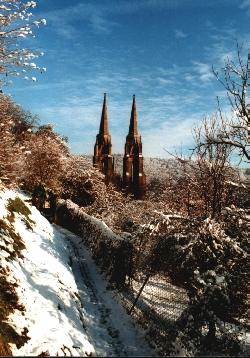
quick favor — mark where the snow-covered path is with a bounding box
[55,225,154,357]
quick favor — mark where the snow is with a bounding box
[0,189,154,356]
[55,225,155,357]
[58,199,124,242]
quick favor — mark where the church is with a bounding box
[93,93,146,199]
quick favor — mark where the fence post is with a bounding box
[129,274,151,315]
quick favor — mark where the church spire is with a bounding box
[123,94,146,199]
[93,93,114,183]
[99,93,109,135]
[128,94,138,136]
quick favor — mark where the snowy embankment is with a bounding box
[0,189,154,356]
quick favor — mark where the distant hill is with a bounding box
[83,154,176,182]
[83,154,249,184]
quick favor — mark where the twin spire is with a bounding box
[93,93,146,199]
[98,93,139,137]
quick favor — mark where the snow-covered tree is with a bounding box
[60,155,108,207]
[0,95,18,180]
[0,93,37,182]
[0,0,46,85]
[19,124,69,193]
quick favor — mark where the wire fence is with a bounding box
[119,273,189,355]
[119,273,249,356]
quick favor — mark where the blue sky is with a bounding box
[7,0,250,157]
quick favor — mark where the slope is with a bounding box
[0,189,154,356]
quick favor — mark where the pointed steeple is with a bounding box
[123,94,146,199]
[93,93,114,182]
[128,94,138,136]
[99,93,109,135]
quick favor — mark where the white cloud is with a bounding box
[156,77,175,86]
[184,73,195,82]
[174,29,187,39]
[240,0,250,11]
[142,113,200,158]
[241,1,250,16]
[203,22,249,67]
[192,61,214,83]
[42,0,233,38]
[89,13,113,34]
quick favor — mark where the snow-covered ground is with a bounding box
[0,189,155,356]
[56,225,155,357]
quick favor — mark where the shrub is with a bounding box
[146,217,248,356]
[7,197,34,230]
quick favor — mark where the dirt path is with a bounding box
[56,225,154,357]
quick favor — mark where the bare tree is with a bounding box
[205,43,250,161]
[161,114,240,220]
[193,115,238,218]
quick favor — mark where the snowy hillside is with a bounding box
[83,154,175,182]
[0,189,154,356]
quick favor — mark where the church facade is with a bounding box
[93,93,146,199]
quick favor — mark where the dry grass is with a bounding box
[0,268,29,356]
[0,210,29,355]
[7,197,34,230]
[0,219,25,260]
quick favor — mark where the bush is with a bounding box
[7,197,34,230]
[7,197,31,218]
[146,217,248,355]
